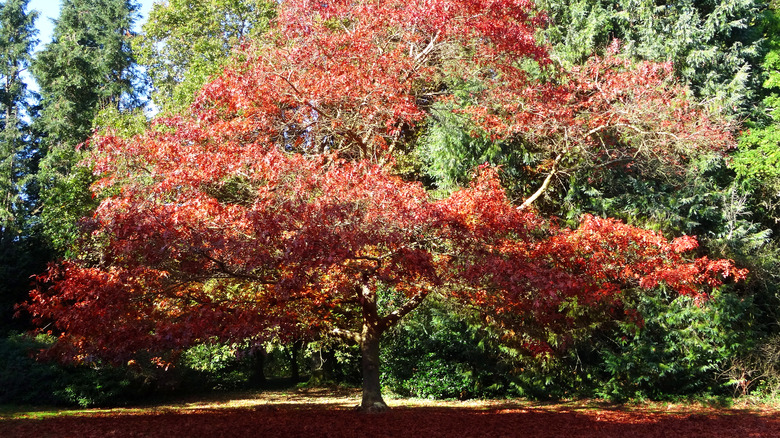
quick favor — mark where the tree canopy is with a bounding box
[537,0,765,116]
[133,0,276,111]
[0,0,37,234]
[0,0,40,328]
[22,0,749,410]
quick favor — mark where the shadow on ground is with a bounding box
[2,390,779,438]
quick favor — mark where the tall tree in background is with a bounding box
[507,0,772,258]
[133,0,276,112]
[31,0,142,254]
[0,0,41,329]
[734,6,780,220]
[537,0,764,116]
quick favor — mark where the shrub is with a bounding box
[381,298,510,399]
[0,333,153,407]
[596,289,755,401]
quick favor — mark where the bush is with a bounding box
[722,334,780,398]
[0,333,153,407]
[381,298,511,399]
[379,288,759,402]
[596,289,755,401]
[0,333,63,405]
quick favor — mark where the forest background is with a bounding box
[2,0,780,408]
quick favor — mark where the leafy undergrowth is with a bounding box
[1,389,779,437]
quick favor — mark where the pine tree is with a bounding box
[31,0,141,254]
[538,0,765,116]
[0,0,41,329]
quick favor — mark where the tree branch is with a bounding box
[330,327,362,344]
[196,249,279,285]
[376,289,430,333]
[518,153,563,210]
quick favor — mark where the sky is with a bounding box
[28,0,158,52]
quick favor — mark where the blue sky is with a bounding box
[29,0,158,51]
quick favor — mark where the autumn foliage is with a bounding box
[21,0,746,410]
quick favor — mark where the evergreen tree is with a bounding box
[31,0,141,255]
[0,0,42,330]
[0,0,36,231]
[537,0,765,116]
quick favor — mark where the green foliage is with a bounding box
[391,358,475,399]
[482,289,758,402]
[378,288,758,402]
[381,298,510,399]
[734,128,780,191]
[133,0,276,112]
[0,333,61,404]
[0,0,38,192]
[304,341,361,386]
[538,0,765,115]
[724,334,780,397]
[34,151,98,256]
[596,290,755,401]
[728,11,780,335]
[0,230,48,331]
[31,0,142,256]
[93,106,149,138]
[733,9,780,225]
[178,342,261,390]
[33,0,141,147]
[0,0,44,331]
[0,333,155,407]
[563,155,738,235]
[182,342,241,375]
[417,82,537,197]
[0,333,309,407]
[561,153,777,285]
[537,0,616,66]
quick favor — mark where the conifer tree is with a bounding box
[537,0,764,116]
[31,0,141,254]
[0,0,40,328]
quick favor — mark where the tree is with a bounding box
[733,7,780,216]
[22,0,745,411]
[31,0,142,254]
[0,0,41,328]
[537,0,765,116]
[418,42,735,209]
[133,0,276,112]
[0,0,37,250]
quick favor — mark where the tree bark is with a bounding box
[248,346,267,386]
[358,282,389,412]
[360,328,388,412]
[289,339,303,382]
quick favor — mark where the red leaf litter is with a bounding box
[2,391,778,438]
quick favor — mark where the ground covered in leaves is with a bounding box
[1,389,779,437]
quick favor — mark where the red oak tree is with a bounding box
[22,0,744,411]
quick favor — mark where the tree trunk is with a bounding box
[248,346,267,386]
[289,339,303,382]
[360,328,388,412]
